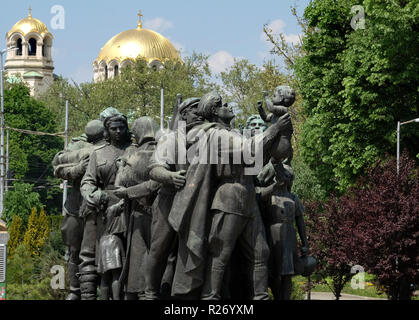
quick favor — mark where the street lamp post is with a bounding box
[397,118,419,174]
[0,47,17,218]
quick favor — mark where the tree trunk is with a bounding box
[398,277,412,300]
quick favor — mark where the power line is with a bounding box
[5,126,65,137]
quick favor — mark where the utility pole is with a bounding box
[5,129,8,192]
[160,86,164,130]
[397,118,419,175]
[62,100,69,216]
[0,50,6,217]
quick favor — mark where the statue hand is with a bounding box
[273,113,291,132]
[114,186,128,198]
[301,246,309,257]
[170,170,186,189]
[87,190,108,209]
[107,200,124,220]
[79,156,90,171]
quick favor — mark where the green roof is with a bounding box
[23,71,44,78]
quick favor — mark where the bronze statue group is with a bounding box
[53,86,315,301]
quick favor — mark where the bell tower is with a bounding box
[4,8,54,96]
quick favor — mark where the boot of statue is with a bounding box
[66,261,81,300]
[79,271,98,300]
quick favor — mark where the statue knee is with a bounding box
[68,247,81,264]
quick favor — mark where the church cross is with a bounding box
[137,10,143,28]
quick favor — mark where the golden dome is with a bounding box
[7,8,52,38]
[95,13,181,64]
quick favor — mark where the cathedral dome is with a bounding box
[7,10,52,38]
[95,13,181,64]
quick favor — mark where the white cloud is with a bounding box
[143,17,173,33]
[260,19,286,42]
[261,19,301,45]
[284,34,301,45]
[208,50,235,74]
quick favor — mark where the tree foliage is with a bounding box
[305,151,418,300]
[6,215,24,259]
[39,53,216,138]
[6,233,67,300]
[291,152,327,202]
[293,0,419,193]
[219,59,288,125]
[349,151,418,300]
[23,207,50,257]
[304,197,358,300]
[6,243,34,300]
[3,182,42,226]
[4,83,63,214]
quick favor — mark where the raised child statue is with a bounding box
[258,85,295,163]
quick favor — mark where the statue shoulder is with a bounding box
[67,139,91,152]
[93,143,109,152]
[291,193,305,213]
[70,133,88,143]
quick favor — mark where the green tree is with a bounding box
[4,83,63,214]
[3,182,42,226]
[23,207,49,257]
[36,208,50,254]
[7,231,67,300]
[6,215,25,259]
[31,232,68,300]
[6,243,34,300]
[219,59,288,125]
[291,152,327,202]
[293,0,419,193]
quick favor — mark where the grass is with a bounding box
[293,273,419,300]
[309,280,387,299]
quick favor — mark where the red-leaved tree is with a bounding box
[349,151,418,300]
[304,198,360,300]
[304,151,418,300]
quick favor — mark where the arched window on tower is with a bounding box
[16,39,23,56]
[105,65,108,80]
[28,38,37,56]
[42,44,46,57]
[114,65,119,77]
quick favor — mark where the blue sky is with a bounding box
[1,0,311,83]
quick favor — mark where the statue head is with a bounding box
[178,97,202,125]
[274,161,294,191]
[131,116,159,146]
[85,119,104,143]
[197,91,235,126]
[197,91,223,122]
[219,102,235,124]
[272,85,295,107]
[99,107,122,122]
[283,163,294,190]
[103,114,131,145]
[245,115,267,136]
